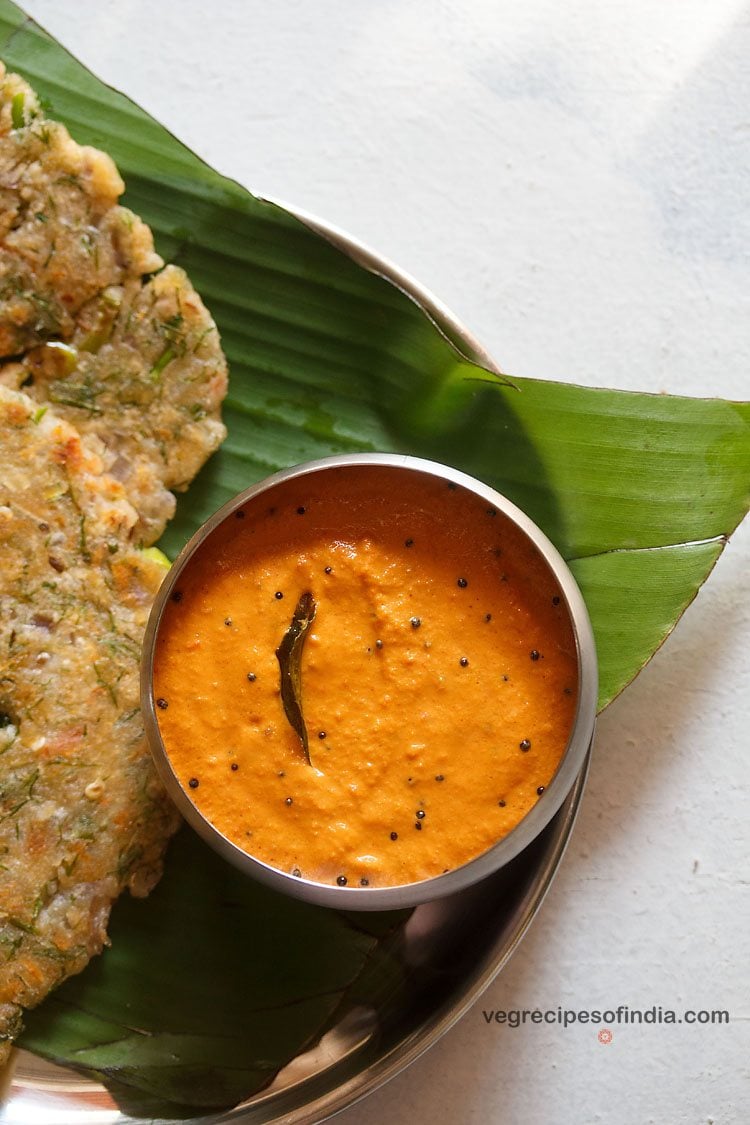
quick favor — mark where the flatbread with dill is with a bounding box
[0,65,229,1060]
[0,64,161,354]
[0,386,180,1062]
[0,65,228,544]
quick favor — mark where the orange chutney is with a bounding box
[153,465,578,887]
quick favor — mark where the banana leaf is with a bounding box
[20,829,409,1113]
[1,0,748,1115]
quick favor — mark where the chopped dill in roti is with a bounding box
[0,63,228,1060]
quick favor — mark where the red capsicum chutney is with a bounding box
[153,465,578,887]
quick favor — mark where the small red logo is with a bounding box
[598,1028,613,1045]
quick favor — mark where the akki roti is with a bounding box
[0,62,228,1060]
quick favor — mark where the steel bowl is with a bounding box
[141,453,597,911]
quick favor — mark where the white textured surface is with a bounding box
[19,2,750,1123]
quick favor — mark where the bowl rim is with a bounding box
[141,452,598,910]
